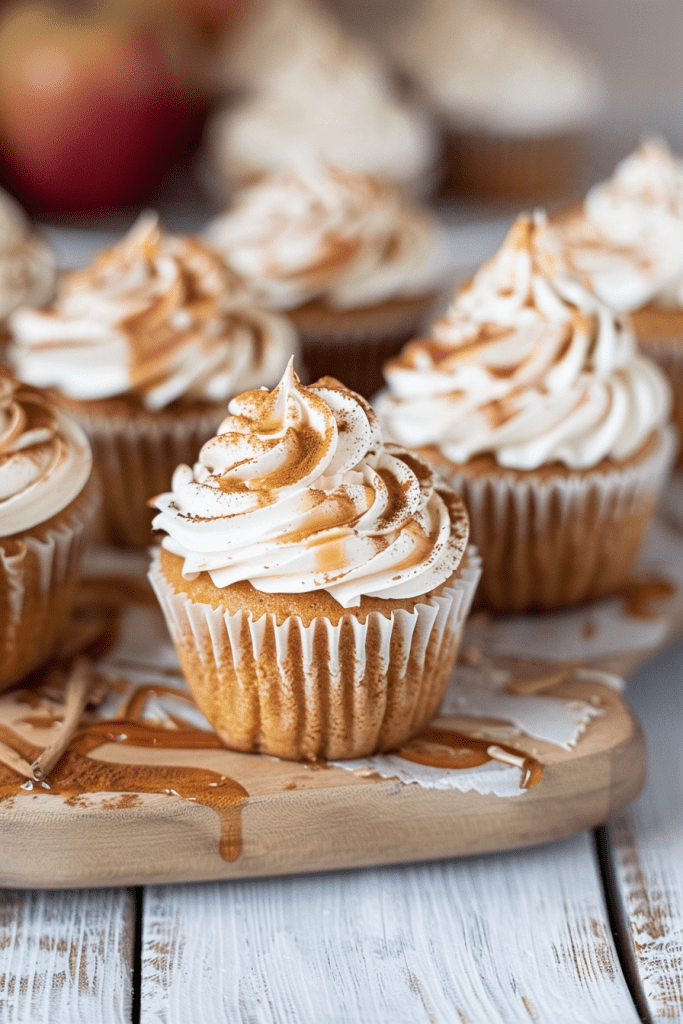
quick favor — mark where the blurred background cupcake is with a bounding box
[203,0,438,200]
[7,213,297,546]
[376,214,675,612]
[0,186,54,340]
[0,369,99,690]
[549,139,683,464]
[206,161,445,398]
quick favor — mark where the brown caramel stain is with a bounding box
[0,714,248,863]
[616,578,676,619]
[393,727,543,789]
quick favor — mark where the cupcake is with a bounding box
[379,0,604,200]
[376,213,675,613]
[7,213,298,547]
[149,360,480,761]
[550,139,683,464]
[0,369,99,691]
[205,162,444,399]
[204,0,437,199]
[0,185,55,332]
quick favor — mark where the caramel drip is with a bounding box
[393,727,543,790]
[617,578,676,619]
[0,714,248,863]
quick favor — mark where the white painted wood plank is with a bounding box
[0,888,134,1024]
[607,632,683,1023]
[142,832,637,1024]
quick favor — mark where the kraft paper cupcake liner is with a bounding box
[72,404,226,548]
[0,475,101,692]
[637,337,683,467]
[149,548,481,761]
[436,427,676,613]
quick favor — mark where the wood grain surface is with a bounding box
[140,832,639,1024]
[0,888,133,1023]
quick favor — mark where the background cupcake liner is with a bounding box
[436,428,676,613]
[0,476,100,692]
[439,129,583,202]
[637,336,683,467]
[149,548,481,761]
[73,404,226,548]
[291,293,436,400]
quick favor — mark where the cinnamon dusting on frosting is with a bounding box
[153,361,468,607]
[378,211,671,471]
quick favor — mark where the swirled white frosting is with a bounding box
[153,360,468,608]
[384,0,604,134]
[0,187,55,321]
[376,213,671,471]
[205,163,441,311]
[0,369,92,537]
[206,0,436,195]
[8,214,298,410]
[552,139,683,312]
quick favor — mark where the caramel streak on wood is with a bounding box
[606,634,683,1023]
[141,833,638,1024]
[31,658,93,782]
[0,888,134,1023]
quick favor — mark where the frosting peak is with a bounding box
[205,162,441,310]
[552,139,683,312]
[0,369,92,537]
[8,213,298,409]
[153,360,467,607]
[377,212,671,470]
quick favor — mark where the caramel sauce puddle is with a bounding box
[394,727,543,789]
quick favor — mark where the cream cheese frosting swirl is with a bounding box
[0,186,55,321]
[377,213,671,471]
[0,369,92,537]
[205,163,441,311]
[552,139,683,312]
[152,360,467,608]
[8,213,298,410]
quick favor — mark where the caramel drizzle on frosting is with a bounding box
[0,371,65,499]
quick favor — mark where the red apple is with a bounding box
[0,3,205,213]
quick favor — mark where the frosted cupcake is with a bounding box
[0,185,55,332]
[205,163,443,398]
[8,213,298,547]
[0,369,98,690]
[381,0,604,200]
[205,0,437,199]
[550,139,683,464]
[149,361,480,761]
[376,214,674,613]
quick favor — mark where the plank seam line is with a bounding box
[132,887,143,1024]
[593,826,652,1024]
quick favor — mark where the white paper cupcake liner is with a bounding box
[149,548,481,761]
[73,404,225,548]
[0,476,101,691]
[438,427,676,613]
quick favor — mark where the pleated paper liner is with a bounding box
[632,307,683,468]
[149,547,482,762]
[424,427,677,613]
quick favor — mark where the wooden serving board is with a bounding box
[2,505,683,889]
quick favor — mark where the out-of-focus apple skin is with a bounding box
[0,5,208,214]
